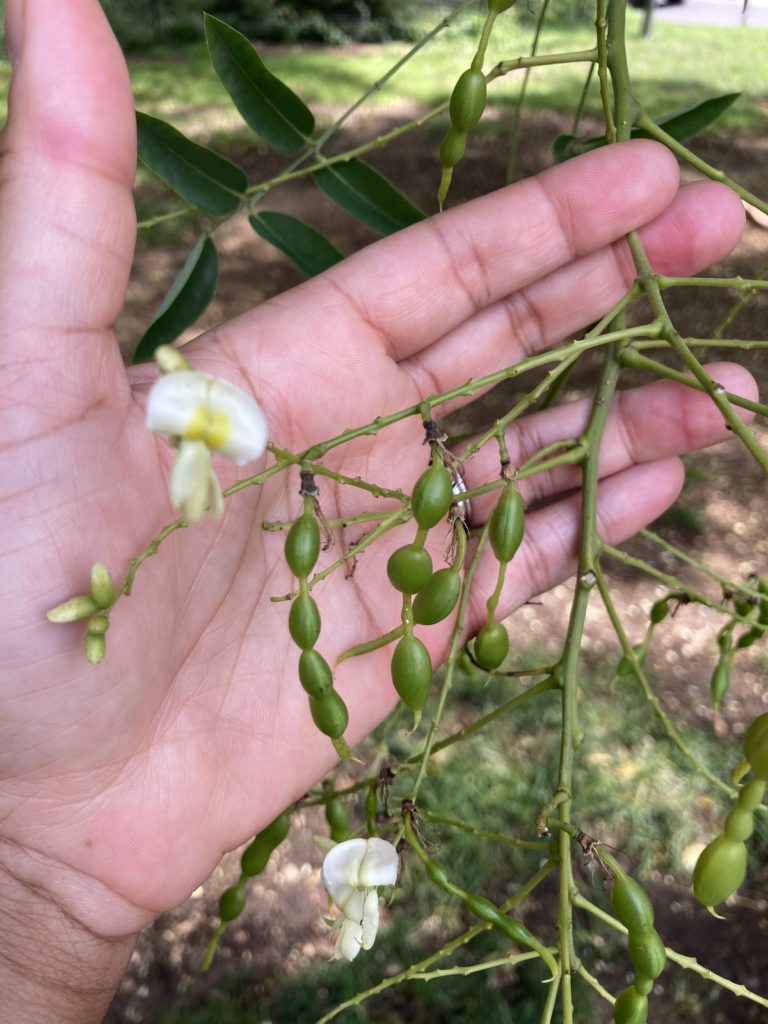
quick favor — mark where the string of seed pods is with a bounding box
[692,711,768,912]
[472,472,525,672]
[598,849,666,1024]
[202,808,292,969]
[437,0,516,207]
[285,473,350,758]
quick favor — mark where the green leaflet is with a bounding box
[136,112,247,214]
[205,14,314,154]
[314,159,425,236]
[553,92,741,163]
[249,211,343,277]
[132,235,218,363]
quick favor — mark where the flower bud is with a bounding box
[47,594,99,623]
[84,632,106,664]
[89,563,115,608]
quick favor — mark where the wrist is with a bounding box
[0,841,136,1024]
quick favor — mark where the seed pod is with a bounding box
[413,568,461,625]
[473,622,509,671]
[46,594,100,623]
[611,872,654,934]
[289,592,321,650]
[391,634,433,711]
[649,598,669,624]
[84,632,106,664]
[89,563,116,608]
[298,649,333,698]
[240,835,272,878]
[387,544,433,594]
[612,985,648,1024]
[285,512,321,579]
[260,810,291,850]
[710,658,730,712]
[488,0,516,11]
[218,884,246,922]
[440,126,467,170]
[692,834,748,908]
[627,929,666,981]
[310,690,349,739]
[743,712,768,780]
[325,795,350,843]
[724,807,754,843]
[425,858,450,887]
[489,484,525,564]
[736,777,766,813]
[411,461,454,530]
[633,976,654,997]
[449,69,487,133]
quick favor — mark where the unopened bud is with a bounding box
[89,563,116,608]
[47,595,99,623]
[84,632,106,664]
[87,615,110,635]
[155,344,193,374]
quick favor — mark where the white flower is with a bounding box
[321,837,399,961]
[146,369,268,523]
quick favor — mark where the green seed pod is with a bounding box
[240,835,272,878]
[289,592,321,650]
[387,544,433,594]
[309,689,349,739]
[724,807,755,844]
[649,598,670,624]
[89,563,115,609]
[692,834,748,908]
[489,484,525,564]
[425,858,450,888]
[87,615,110,635]
[612,985,648,1024]
[611,872,654,934]
[440,126,467,170]
[462,893,507,929]
[736,777,766,813]
[743,712,768,780]
[633,976,654,997]
[411,461,454,530]
[627,929,666,981]
[488,0,516,11]
[298,649,333,699]
[413,567,461,625]
[449,68,487,133]
[391,634,433,711]
[84,632,106,664]
[260,810,291,850]
[710,659,730,712]
[46,594,100,623]
[285,512,321,579]
[473,622,509,671]
[325,796,350,844]
[218,884,246,922]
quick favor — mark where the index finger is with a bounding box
[312,139,681,362]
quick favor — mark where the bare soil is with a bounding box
[107,112,768,1024]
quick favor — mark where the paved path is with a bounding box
[655,0,768,29]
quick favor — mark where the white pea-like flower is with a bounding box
[321,837,399,961]
[146,369,268,523]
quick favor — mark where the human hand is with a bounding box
[0,1,755,1016]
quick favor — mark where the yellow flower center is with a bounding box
[184,404,230,450]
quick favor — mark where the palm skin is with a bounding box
[0,0,756,958]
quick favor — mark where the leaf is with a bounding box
[249,211,343,277]
[136,111,247,215]
[552,93,741,164]
[204,14,314,155]
[313,159,424,236]
[132,235,219,363]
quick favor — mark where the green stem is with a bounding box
[505,0,550,183]
[639,529,763,604]
[422,809,552,851]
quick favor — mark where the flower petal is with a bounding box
[334,917,364,961]
[170,438,218,523]
[321,838,368,899]
[358,837,399,889]
[146,371,211,438]
[360,888,380,950]
[208,378,269,464]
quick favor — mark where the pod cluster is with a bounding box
[286,494,350,753]
[609,867,666,1024]
[437,1,515,207]
[472,481,525,671]
[692,711,768,910]
[387,451,459,726]
[46,561,117,664]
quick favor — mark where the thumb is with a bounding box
[0,0,136,408]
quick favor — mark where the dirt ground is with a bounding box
[107,111,768,1023]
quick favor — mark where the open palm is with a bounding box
[0,0,755,951]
